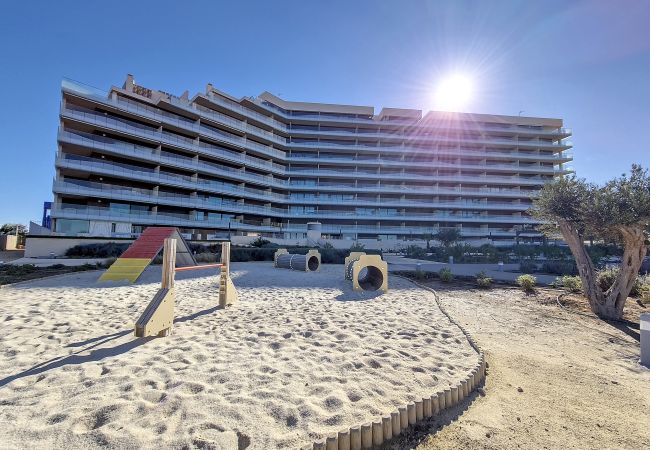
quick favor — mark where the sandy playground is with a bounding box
[0,263,479,449]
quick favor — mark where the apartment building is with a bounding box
[51,75,572,245]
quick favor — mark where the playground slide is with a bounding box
[98,227,196,283]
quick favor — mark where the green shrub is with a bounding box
[102,257,117,268]
[195,252,218,263]
[250,236,272,248]
[516,274,537,292]
[557,275,582,293]
[349,242,365,252]
[65,242,130,258]
[541,260,577,276]
[439,267,453,283]
[597,267,644,296]
[519,259,537,274]
[475,271,493,289]
[641,282,650,301]
[405,245,427,259]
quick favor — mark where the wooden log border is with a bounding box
[305,275,487,450]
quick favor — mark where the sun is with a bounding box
[434,74,474,112]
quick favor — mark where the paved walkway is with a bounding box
[0,251,24,264]
[384,255,557,285]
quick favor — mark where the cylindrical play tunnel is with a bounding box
[274,249,321,272]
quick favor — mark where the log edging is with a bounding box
[306,275,487,450]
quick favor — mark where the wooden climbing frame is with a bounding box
[134,239,238,337]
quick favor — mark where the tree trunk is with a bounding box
[558,220,606,313]
[602,227,648,320]
[559,221,647,320]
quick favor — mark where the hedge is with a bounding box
[64,242,381,264]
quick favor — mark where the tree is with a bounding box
[433,228,462,248]
[422,233,434,250]
[532,165,650,320]
[0,224,26,236]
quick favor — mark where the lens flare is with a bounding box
[434,74,474,112]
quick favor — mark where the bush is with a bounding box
[638,274,650,297]
[439,267,453,283]
[598,268,649,297]
[541,260,577,276]
[475,271,493,289]
[519,259,537,274]
[195,252,218,263]
[516,274,537,292]
[102,257,117,268]
[349,242,365,252]
[405,245,426,259]
[557,275,582,293]
[250,236,272,248]
[65,242,130,258]
[596,267,617,292]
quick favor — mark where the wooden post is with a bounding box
[360,423,372,449]
[325,435,337,450]
[431,393,440,414]
[415,400,424,421]
[423,397,432,417]
[382,415,392,441]
[391,411,400,436]
[445,388,452,409]
[407,402,416,425]
[349,426,361,450]
[372,420,383,446]
[219,241,238,307]
[398,406,408,429]
[134,238,177,338]
[451,386,459,406]
[338,430,350,450]
[162,238,176,289]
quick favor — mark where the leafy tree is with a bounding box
[433,228,462,248]
[532,165,650,320]
[250,236,271,248]
[422,232,434,250]
[405,245,426,259]
[0,224,26,236]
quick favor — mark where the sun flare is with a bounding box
[434,74,474,112]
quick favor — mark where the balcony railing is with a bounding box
[53,177,538,224]
[59,128,554,187]
[62,78,572,162]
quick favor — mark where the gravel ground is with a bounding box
[387,282,650,450]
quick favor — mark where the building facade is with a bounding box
[51,75,572,245]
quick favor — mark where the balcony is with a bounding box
[53,176,538,225]
[51,205,538,237]
[63,78,572,161]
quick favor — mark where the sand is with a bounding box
[386,282,650,450]
[0,263,478,449]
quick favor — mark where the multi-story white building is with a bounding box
[51,75,572,245]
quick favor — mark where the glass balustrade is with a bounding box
[63,77,571,168]
[62,102,570,170]
[60,129,559,187]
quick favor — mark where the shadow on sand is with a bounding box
[389,377,487,448]
[605,319,640,342]
[0,303,229,389]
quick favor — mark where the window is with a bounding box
[56,219,90,234]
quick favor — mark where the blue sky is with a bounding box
[1,0,649,225]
